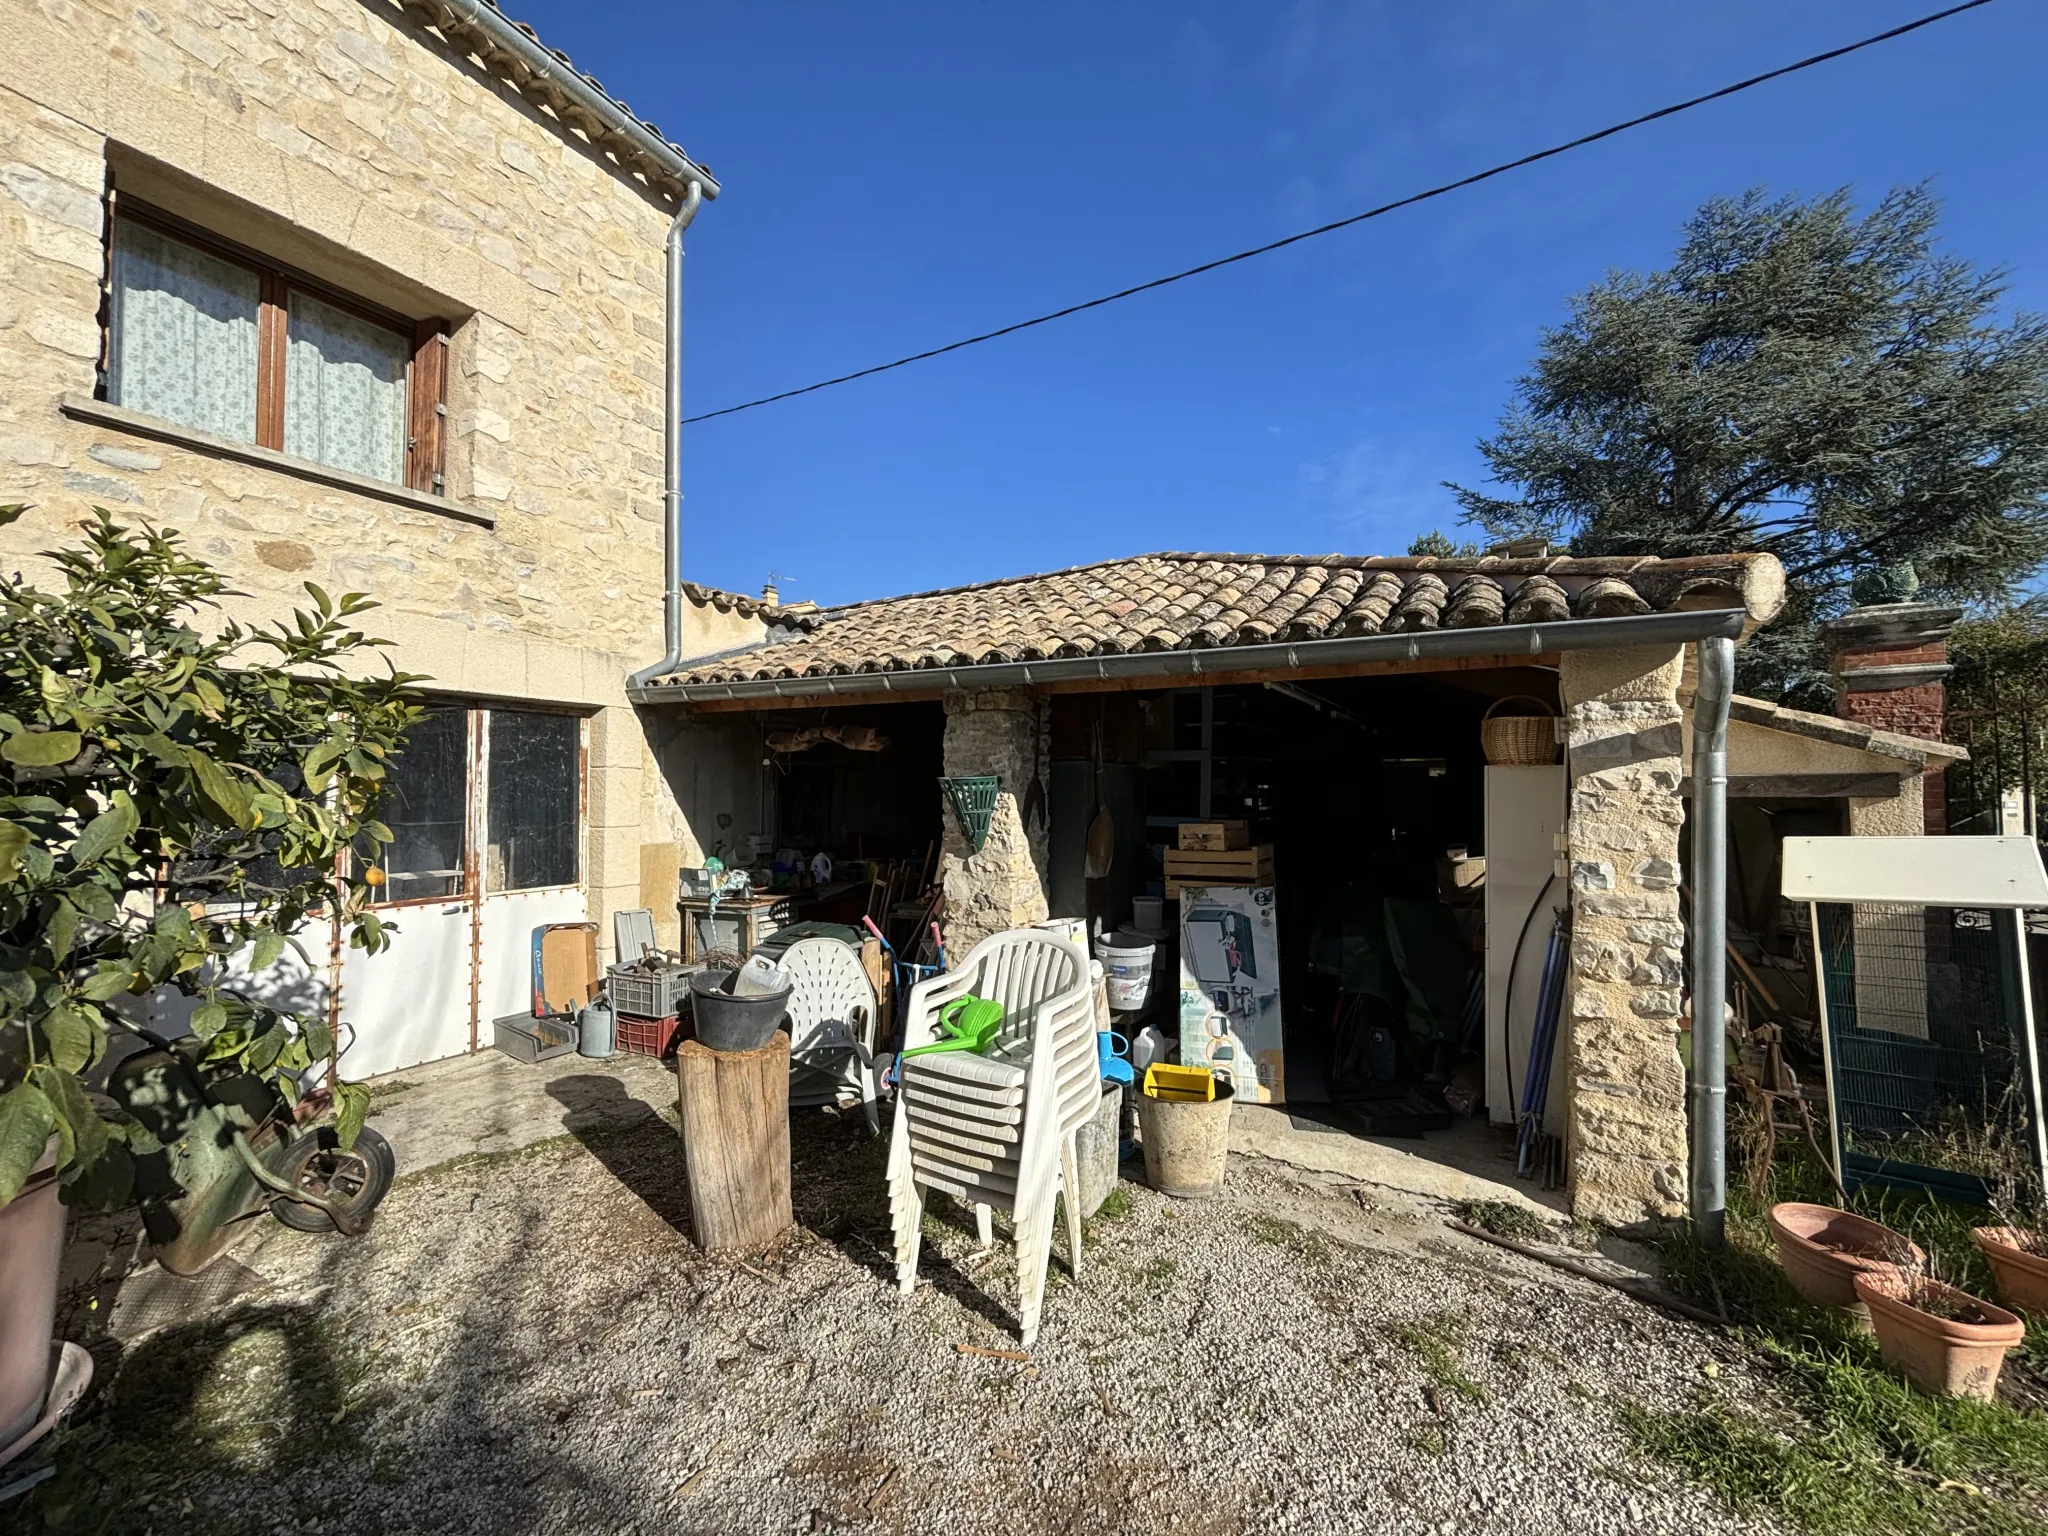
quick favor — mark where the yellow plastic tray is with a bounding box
[1142,1062,1217,1102]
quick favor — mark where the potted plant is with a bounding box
[1853,1253,2027,1401]
[0,507,420,1454]
[1970,1177,2048,1315]
[1768,1201,1920,1309]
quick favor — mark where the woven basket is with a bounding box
[1480,695,1560,765]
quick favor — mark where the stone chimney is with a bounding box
[1818,602,1962,832]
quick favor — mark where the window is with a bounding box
[105,200,448,492]
[368,707,470,904]
[363,706,583,904]
[486,711,581,892]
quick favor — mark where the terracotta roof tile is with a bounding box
[657,550,1786,687]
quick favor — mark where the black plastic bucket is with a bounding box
[688,970,791,1052]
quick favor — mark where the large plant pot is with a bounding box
[1853,1271,2025,1401]
[1972,1227,2048,1316]
[0,1142,64,1451]
[1768,1202,1918,1309]
[688,970,791,1053]
[1136,1078,1234,1198]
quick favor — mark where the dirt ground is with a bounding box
[8,1077,1785,1536]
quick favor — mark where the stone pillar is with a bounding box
[1819,603,1961,834]
[1559,645,1691,1228]
[939,689,1049,958]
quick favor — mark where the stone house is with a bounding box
[0,0,777,1076]
[634,552,1968,1227]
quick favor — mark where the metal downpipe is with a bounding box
[1689,635,1735,1246]
[628,180,705,691]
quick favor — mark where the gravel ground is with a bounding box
[22,1098,1788,1536]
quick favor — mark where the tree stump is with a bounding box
[675,1033,792,1253]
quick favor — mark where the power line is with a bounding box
[685,0,1997,425]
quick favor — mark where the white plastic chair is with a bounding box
[776,937,883,1134]
[886,929,1099,1345]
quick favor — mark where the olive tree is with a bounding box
[0,507,423,1209]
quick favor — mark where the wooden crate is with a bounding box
[1164,843,1274,897]
[1177,819,1250,851]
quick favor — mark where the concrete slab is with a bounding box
[1230,1104,1569,1217]
[361,1046,678,1176]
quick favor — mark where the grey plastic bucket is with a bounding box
[1136,1076,1235,1198]
[688,970,791,1052]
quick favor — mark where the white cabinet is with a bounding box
[1484,766,1569,1133]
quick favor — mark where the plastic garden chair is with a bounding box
[886,928,1100,1345]
[776,936,883,1134]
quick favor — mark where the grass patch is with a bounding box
[1138,1256,1178,1292]
[389,1130,579,1189]
[1244,1213,1334,1262]
[1455,1198,1550,1243]
[1626,1120,2048,1535]
[1094,1185,1134,1222]
[1387,1311,1488,1407]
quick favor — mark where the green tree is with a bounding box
[0,508,423,1209]
[1453,186,2048,702]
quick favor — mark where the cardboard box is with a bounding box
[1177,819,1250,851]
[531,923,598,1017]
[1177,885,1284,1104]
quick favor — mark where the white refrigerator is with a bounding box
[1484,765,1569,1134]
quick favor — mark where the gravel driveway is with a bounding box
[24,1076,1784,1536]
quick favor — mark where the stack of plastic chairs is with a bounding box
[776,937,883,1135]
[886,929,1099,1345]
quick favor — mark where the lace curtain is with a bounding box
[109,222,260,443]
[284,291,408,484]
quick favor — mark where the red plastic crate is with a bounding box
[615,1012,683,1058]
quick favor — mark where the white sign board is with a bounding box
[1780,836,2048,909]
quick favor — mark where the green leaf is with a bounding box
[30,1065,107,1173]
[303,1018,334,1063]
[61,1141,133,1209]
[333,1080,369,1152]
[45,895,81,965]
[188,751,253,828]
[188,999,227,1038]
[189,675,226,716]
[37,1002,98,1074]
[70,802,136,867]
[78,963,136,1001]
[244,1021,287,1074]
[0,1082,55,1205]
[249,930,287,973]
[0,820,28,880]
[1,729,82,767]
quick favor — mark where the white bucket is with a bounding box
[1131,896,1164,931]
[1093,930,1156,1011]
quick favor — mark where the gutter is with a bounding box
[1688,635,1735,1247]
[625,180,705,691]
[628,607,1750,705]
[432,0,719,200]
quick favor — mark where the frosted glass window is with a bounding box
[284,290,408,483]
[109,222,261,443]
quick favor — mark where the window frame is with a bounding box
[101,192,450,494]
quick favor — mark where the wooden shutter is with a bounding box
[407,321,448,493]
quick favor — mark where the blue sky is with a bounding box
[513,0,2044,608]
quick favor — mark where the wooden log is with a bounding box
[675,1034,792,1254]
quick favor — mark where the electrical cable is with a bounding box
[685,0,1997,425]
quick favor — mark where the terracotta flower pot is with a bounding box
[1768,1202,1919,1309]
[0,1142,65,1452]
[1853,1271,2026,1401]
[1972,1227,2048,1316]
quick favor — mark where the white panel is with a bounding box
[1484,766,1568,1131]
[1781,836,2048,909]
[337,899,474,1080]
[477,888,589,1026]
[133,921,332,1040]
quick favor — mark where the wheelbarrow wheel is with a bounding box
[270,1124,396,1233]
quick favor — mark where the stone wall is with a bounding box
[0,0,767,967]
[1558,645,1691,1228]
[939,689,1050,957]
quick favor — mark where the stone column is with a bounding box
[1558,645,1691,1228]
[1819,603,1962,834]
[939,689,1049,957]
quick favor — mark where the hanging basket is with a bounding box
[1480,695,1560,766]
[940,775,1001,854]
